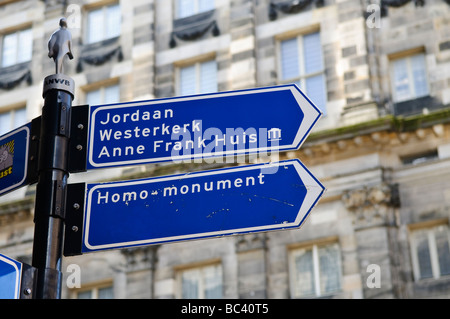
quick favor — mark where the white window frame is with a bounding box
[176,59,218,96]
[85,2,121,44]
[0,107,27,136]
[70,282,114,299]
[1,27,33,67]
[410,223,450,281]
[288,242,342,298]
[176,263,223,299]
[277,31,327,114]
[176,0,215,19]
[389,52,429,103]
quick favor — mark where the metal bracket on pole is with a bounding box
[20,263,37,299]
[27,116,41,185]
[68,105,88,173]
[63,183,85,257]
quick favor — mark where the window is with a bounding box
[289,242,342,298]
[176,0,215,18]
[85,83,120,105]
[177,60,217,96]
[401,150,438,166]
[73,285,114,299]
[177,263,222,299]
[0,107,26,136]
[1,28,32,67]
[86,3,121,44]
[410,223,450,281]
[278,31,327,113]
[390,53,429,103]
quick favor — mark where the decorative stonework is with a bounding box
[342,183,399,229]
[0,209,32,227]
[122,246,158,272]
[380,0,425,17]
[0,197,34,226]
[0,63,32,90]
[76,37,123,73]
[236,233,266,252]
[268,0,324,21]
[296,120,450,166]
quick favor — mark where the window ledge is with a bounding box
[77,37,123,72]
[413,275,450,297]
[393,95,440,117]
[269,0,325,21]
[170,10,220,48]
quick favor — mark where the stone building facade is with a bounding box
[1,0,450,299]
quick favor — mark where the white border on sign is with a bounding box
[0,254,22,299]
[82,159,325,251]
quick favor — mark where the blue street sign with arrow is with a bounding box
[65,159,324,254]
[0,253,23,299]
[86,84,322,170]
[0,124,31,196]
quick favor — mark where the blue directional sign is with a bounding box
[0,253,22,299]
[0,124,30,196]
[87,84,322,170]
[73,159,324,253]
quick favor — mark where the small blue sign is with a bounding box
[0,124,30,196]
[0,253,22,299]
[87,84,322,169]
[80,159,325,253]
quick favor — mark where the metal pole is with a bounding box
[31,17,75,299]
[31,77,74,299]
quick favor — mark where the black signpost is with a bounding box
[31,73,74,299]
[30,18,76,299]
